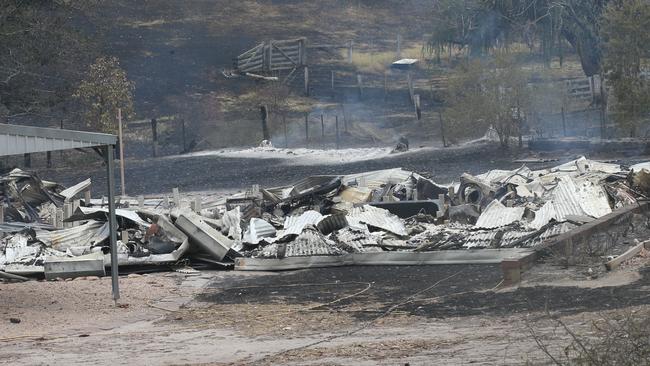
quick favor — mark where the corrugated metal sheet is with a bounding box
[282,210,323,236]
[529,201,556,229]
[464,229,530,249]
[474,200,525,229]
[464,222,576,249]
[243,218,276,244]
[332,227,383,253]
[0,123,116,156]
[406,223,470,249]
[37,220,108,251]
[572,177,612,217]
[316,214,348,235]
[258,228,343,257]
[346,205,407,236]
[530,176,612,229]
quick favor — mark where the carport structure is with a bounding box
[0,123,121,301]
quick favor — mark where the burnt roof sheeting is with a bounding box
[0,123,116,156]
[342,168,421,191]
[571,177,612,217]
[474,200,525,229]
[332,227,383,253]
[243,218,276,244]
[529,176,612,229]
[259,228,343,257]
[281,210,323,237]
[346,205,408,236]
[464,222,576,249]
[66,207,150,228]
[36,220,108,252]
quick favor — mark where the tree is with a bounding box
[74,57,135,133]
[429,0,611,76]
[601,0,650,136]
[444,55,530,147]
[0,1,98,122]
[427,0,485,61]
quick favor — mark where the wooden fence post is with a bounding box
[172,187,181,207]
[60,120,64,159]
[331,70,335,90]
[84,189,92,206]
[260,105,270,141]
[321,114,325,137]
[46,151,52,168]
[181,118,187,151]
[335,115,340,150]
[357,74,363,99]
[413,94,421,120]
[561,106,567,137]
[305,113,309,143]
[151,118,158,157]
[72,199,80,227]
[304,66,309,96]
[191,197,202,213]
[63,202,73,228]
[438,111,447,147]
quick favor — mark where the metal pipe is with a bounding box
[105,145,120,301]
[118,108,126,196]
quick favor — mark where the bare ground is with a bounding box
[1,259,649,365]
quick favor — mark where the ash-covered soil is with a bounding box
[39,142,526,196]
[199,264,650,320]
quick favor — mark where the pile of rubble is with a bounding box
[1,156,648,277]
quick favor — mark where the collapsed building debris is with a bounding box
[1,157,649,277]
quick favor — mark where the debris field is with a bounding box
[2,156,650,278]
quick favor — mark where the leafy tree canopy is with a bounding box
[74,57,135,133]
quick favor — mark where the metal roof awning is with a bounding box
[0,123,117,156]
[0,123,121,302]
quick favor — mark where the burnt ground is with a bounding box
[36,143,528,196]
[199,264,650,320]
[33,140,650,197]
